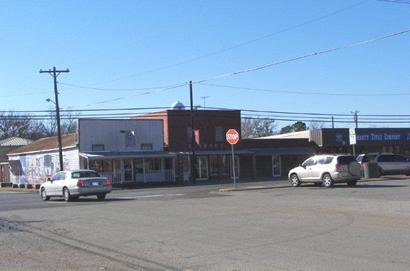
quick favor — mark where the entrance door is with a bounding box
[134,159,144,183]
[196,156,209,180]
[123,159,133,182]
[272,155,281,176]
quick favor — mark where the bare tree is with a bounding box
[242,118,277,138]
[0,112,33,139]
[0,111,79,140]
[309,121,326,130]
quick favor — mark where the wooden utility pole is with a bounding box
[189,81,196,184]
[40,67,70,171]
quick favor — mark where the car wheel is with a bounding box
[347,180,357,186]
[322,173,333,188]
[290,174,300,187]
[97,193,106,201]
[41,188,50,201]
[63,187,71,202]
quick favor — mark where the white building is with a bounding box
[8,119,175,186]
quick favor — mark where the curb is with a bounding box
[0,188,38,193]
[218,177,407,192]
[219,184,290,192]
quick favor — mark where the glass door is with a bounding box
[196,156,209,180]
[272,155,281,176]
[123,159,133,182]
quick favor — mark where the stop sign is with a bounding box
[226,129,239,145]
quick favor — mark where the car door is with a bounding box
[53,172,66,197]
[377,155,393,174]
[394,155,408,174]
[300,158,317,181]
[47,172,61,196]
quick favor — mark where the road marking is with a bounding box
[114,193,184,200]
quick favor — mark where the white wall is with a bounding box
[79,119,163,153]
[9,148,79,185]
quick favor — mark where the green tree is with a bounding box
[279,121,307,134]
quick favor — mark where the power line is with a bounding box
[198,82,410,97]
[194,28,410,83]
[61,0,368,88]
[58,81,189,92]
[54,28,410,107]
[377,0,410,4]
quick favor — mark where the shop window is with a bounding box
[141,143,153,150]
[92,144,105,151]
[215,127,224,142]
[187,127,193,143]
[145,158,161,173]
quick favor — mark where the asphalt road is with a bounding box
[1,179,409,271]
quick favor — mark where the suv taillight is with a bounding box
[335,163,342,170]
[105,178,112,186]
[77,179,85,187]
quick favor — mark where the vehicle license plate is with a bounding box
[92,181,100,186]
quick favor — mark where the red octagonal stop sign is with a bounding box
[226,129,240,145]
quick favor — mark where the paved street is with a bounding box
[1,179,410,271]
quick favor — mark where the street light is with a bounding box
[46,98,55,104]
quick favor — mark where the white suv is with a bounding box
[356,153,410,176]
[288,154,361,188]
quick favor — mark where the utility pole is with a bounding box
[189,81,196,185]
[351,110,359,156]
[353,111,359,129]
[200,96,209,109]
[331,116,335,129]
[40,67,70,171]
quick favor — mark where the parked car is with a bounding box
[288,154,361,187]
[356,153,410,176]
[39,169,112,202]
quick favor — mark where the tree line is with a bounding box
[0,111,77,141]
[241,118,325,139]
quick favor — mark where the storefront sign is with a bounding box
[356,133,401,142]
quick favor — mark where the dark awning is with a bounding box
[80,151,176,160]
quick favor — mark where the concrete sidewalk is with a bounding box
[218,175,410,192]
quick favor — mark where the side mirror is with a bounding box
[300,164,306,168]
[46,177,52,182]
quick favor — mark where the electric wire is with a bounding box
[61,0,369,88]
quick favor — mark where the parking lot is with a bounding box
[1,178,410,271]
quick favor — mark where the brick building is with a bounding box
[135,103,315,182]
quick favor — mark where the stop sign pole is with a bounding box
[226,129,240,188]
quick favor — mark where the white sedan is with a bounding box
[40,169,112,202]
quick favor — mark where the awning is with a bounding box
[80,151,176,160]
[250,147,315,156]
[176,150,254,155]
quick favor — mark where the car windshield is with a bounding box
[337,156,356,165]
[71,171,100,178]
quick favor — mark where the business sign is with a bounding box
[349,128,356,145]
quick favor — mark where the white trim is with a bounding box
[8,146,77,156]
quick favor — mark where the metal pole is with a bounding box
[189,81,196,184]
[231,144,236,188]
[331,116,334,129]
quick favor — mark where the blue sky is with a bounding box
[0,0,409,128]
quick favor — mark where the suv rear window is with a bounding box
[71,171,100,178]
[337,156,356,165]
